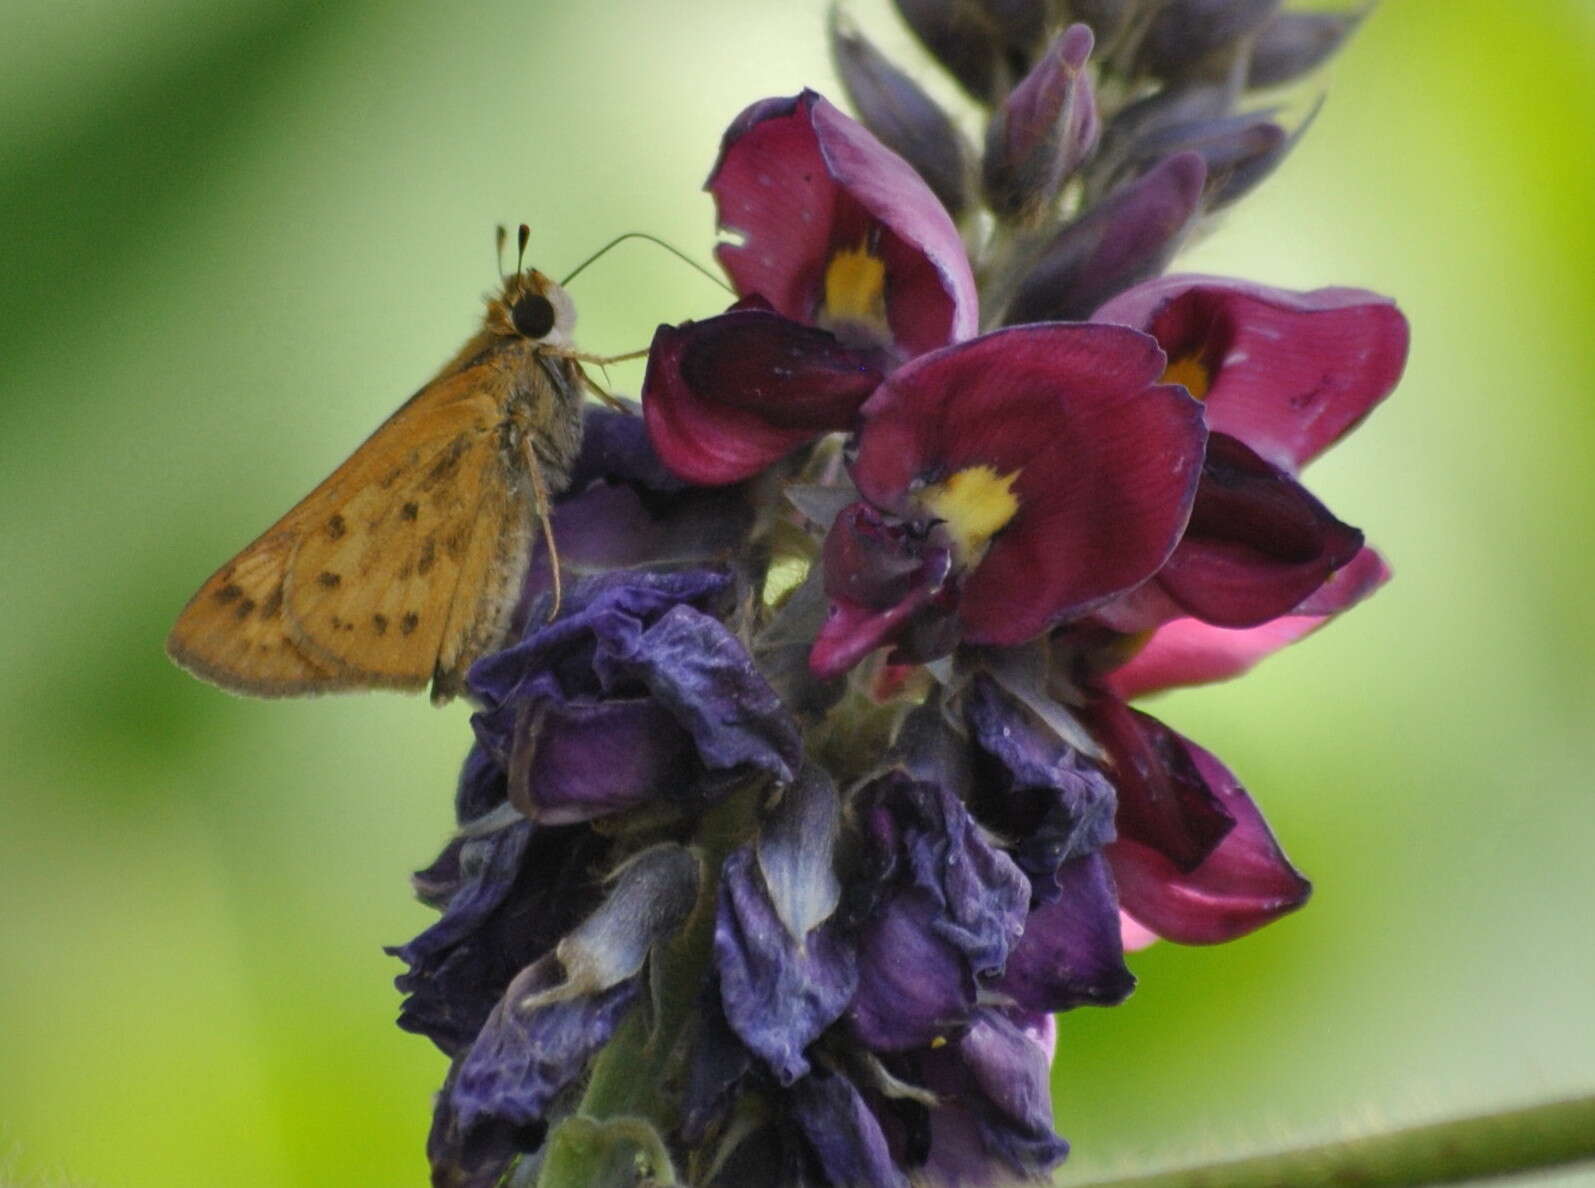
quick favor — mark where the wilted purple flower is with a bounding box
[471,568,800,823]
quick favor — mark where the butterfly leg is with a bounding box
[577,365,634,413]
[546,346,648,367]
[524,450,563,621]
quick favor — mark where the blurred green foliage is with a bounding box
[1,2,1591,1185]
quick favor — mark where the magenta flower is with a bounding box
[810,324,1207,677]
[1093,273,1409,631]
[644,90,977,486]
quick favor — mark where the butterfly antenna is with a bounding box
[517,224,532,274]
[495,224,509,281]
[561,232,732,294]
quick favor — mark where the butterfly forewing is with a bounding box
[169,362,536,698]
[167,265,589,702]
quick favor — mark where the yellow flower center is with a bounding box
[1161,352,1210,400]
[921,465,1022,564]
[821,242,889,335]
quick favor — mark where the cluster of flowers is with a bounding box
[392,3,1407,1185]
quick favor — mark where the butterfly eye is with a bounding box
[511,293,557,339]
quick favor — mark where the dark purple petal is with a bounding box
[518,404,756,597]
[390,818,607,1056]
[592,601,801,786]
[982,24,1098,221]
[526,480,755,594]
[426,847,699,1180]
[849,887,978,1051]
[918,1010,1070,1183]
[996,853,1134,1011]
[709,90,977,355]
[715,847,858,1084]
[964,673,1117,897]
[567,402,689,495]
[1156,432,1365,627]
[851,325,1206,645]
[426,1059,526,1188]
[1139,0,1284,77]
[470,569,731,716]
[846,772,1029,1050]
[642,313,882,486]
[441,970,638,1170]
[1095,274,1410,472]
[472,570,800,815]
[1247,10,1367,89]
[790,1068,907,1188]
[830,11,971,218]
[508,698,697,824]
[1110,737,1311,943]
[1003,151,1206,323]
[451,741,509,832]
[1086,698,1234,872]
[1107,545,1389,698]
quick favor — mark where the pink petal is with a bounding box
[1095,274,1409,472]
[1110,734,1311,945]
[709,90,977,357]
[1108,545,1389,698]
[1119,912,1161,953]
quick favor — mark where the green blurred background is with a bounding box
[2,1,1591,1184]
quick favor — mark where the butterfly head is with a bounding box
[490,269,577,348]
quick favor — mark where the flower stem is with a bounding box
[1065,1094,1595,1188]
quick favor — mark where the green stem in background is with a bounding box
[1066,1093,1595,1188]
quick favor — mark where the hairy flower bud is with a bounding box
[1247,8,1368,88]
[830,10,971,218]
[982,23,1100,223]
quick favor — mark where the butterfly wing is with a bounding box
[167,359,533,699]
[165,532,341,695]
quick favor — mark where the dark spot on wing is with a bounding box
[421,436,471,490]
[327,514,347,539]
[235,598,256,620]
[416,539,437,576]
[401,501,420,522]
[215,583,243,603]
[373,613,389,635]
[318,572,342,588]
[401,612,419,635]
[444,529,467,560]
[261,586,284,618]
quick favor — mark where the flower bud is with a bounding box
[1139,0,1283,78]
[1247,9,1368,88]
[830,10,972,218]
[1003,151,1206,323]
[892,0,1049,104]
[982,23,1100,223]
